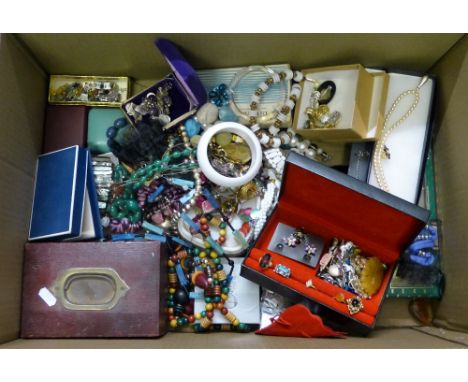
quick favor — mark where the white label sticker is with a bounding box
[38,287,57,307]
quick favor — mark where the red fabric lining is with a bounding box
[246,201,395,327]
[280,163,423,264]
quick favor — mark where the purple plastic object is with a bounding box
[155,38,207,107]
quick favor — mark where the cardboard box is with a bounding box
[1,33,467,348]
[241,151,429,335]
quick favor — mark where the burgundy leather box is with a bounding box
[21,242,168,338]
[42,105,88,153]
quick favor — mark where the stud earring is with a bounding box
[284,233,299,247]
[304,243,317,259]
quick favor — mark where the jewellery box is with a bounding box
[29,146,102,241]
[240,151,429,335]
[87,107,126,154]
[42,105,88,153]
[48,75,130,107]
[293,64,381,142]
[368,71,436,204]
[21,241,168,338]
[121,38,207,130]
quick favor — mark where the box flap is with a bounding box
[155,38,207,107]
[280,151,429,264]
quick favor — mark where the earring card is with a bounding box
[267,222,325,268]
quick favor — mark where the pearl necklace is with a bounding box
[372,76,429,192]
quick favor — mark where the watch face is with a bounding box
[267,222,325,268]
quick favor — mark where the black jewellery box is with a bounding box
[241,151,429,336]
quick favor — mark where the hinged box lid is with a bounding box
[279,151,429,264]
[155,38,207,107]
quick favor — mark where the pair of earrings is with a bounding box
[277,228,317,258]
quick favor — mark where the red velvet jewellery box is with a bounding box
[241,151,429,336]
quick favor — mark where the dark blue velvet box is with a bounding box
[29,146,102,241]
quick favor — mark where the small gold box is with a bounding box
[48,75,131,107]
[293,64,377,142]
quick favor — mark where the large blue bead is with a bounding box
[106,127,117,138]
[219,105,238,122]
[185,118,201,138]
[114,117,127,129]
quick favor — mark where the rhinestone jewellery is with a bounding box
[372,75,429,192]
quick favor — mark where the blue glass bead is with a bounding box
[106,126,117,139]
[114,117,127,128]
[167,301,174,307]
[213,296,221,303]
[185,118,201,138]
[216,264,223,271]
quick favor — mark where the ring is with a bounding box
[259,253,273,270]
[196,122,262,188]
[274,264,291,278]
[346,296,364,315]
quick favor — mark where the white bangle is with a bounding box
[196,122,263,188]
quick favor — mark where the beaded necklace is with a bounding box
[229,67,330,161]
[167,221,249,332]
[107,124,201,234]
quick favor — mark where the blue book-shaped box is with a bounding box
[29,146,103,241]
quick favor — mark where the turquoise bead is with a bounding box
[185,118,201,138]
[172,151,181,159]
[205,297,212,303]
[222,287,229,294]
[219,105,238,122]
[132,181,143,190]
[182,148,191,157]
[126,199,140,212]
[108,205,118,218]
[135,167,146,177]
